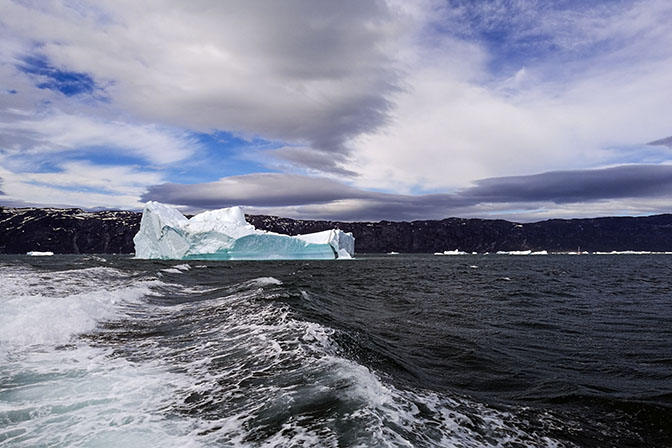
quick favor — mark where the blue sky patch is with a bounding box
[68,150,152,168]
[164,131,282,184]
[18,54,98,96]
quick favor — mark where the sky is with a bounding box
[1,0,672,222]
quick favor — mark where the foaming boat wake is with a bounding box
[0,263,202,446]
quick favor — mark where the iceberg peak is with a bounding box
[189,206,247,226]
[133,202,354,260]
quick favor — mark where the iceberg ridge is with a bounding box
[133,202,355,260]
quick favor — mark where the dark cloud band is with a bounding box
[463,165,672,203]
[141,164,672,220]
[647,136,672,148]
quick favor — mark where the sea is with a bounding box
[1,253,671,447]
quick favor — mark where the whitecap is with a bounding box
[249,277,283,286]
[0,344,206,447]
[0,265,160,355]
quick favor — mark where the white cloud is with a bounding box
[345,0,672,192]
[0,110,197,165]
[349,73,562,192]
[0,162,163,210]
[21,161,163,194]
[0,0,401,156]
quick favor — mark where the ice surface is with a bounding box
[435,250,468,255]
[134,201,355,260]
[593,250,672,255]
[26,251,54,256]
[496,250,532,255]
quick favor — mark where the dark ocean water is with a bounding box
[1,254,671,447]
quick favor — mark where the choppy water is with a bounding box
[1,254,671,447]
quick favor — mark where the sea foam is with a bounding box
[0,263,205,447]
[0,266,157,353]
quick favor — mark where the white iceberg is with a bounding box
[495,250,548,256]
[434,250,468,256]
[133,202,355,260]
[26,251,54,256]
[496,250,532,255]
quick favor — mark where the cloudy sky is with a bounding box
[1,0,672,221]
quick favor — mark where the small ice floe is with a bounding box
[496,250,531,255]
[495,250,547,255]
[434,250,468,255]
[26,251,54,256]
[594,250,657,255]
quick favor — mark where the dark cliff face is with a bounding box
[246,214,672,253]
[2,206,672,254]
[0,207,141,254]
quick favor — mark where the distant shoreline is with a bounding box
[2,206,672,255]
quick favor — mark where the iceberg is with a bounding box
[434,249,468,256]
[26,251,54,256]
[133,202,355,260]
[496,250,532,255]
[495,250,548,256]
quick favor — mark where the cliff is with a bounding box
[246,214,672,253]
[2,206,672,254]
[0,207,140,254]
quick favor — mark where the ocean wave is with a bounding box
[0,263,212,447]
[0,343,205,447]
[97,277,568,447]
[0,265,161,354]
